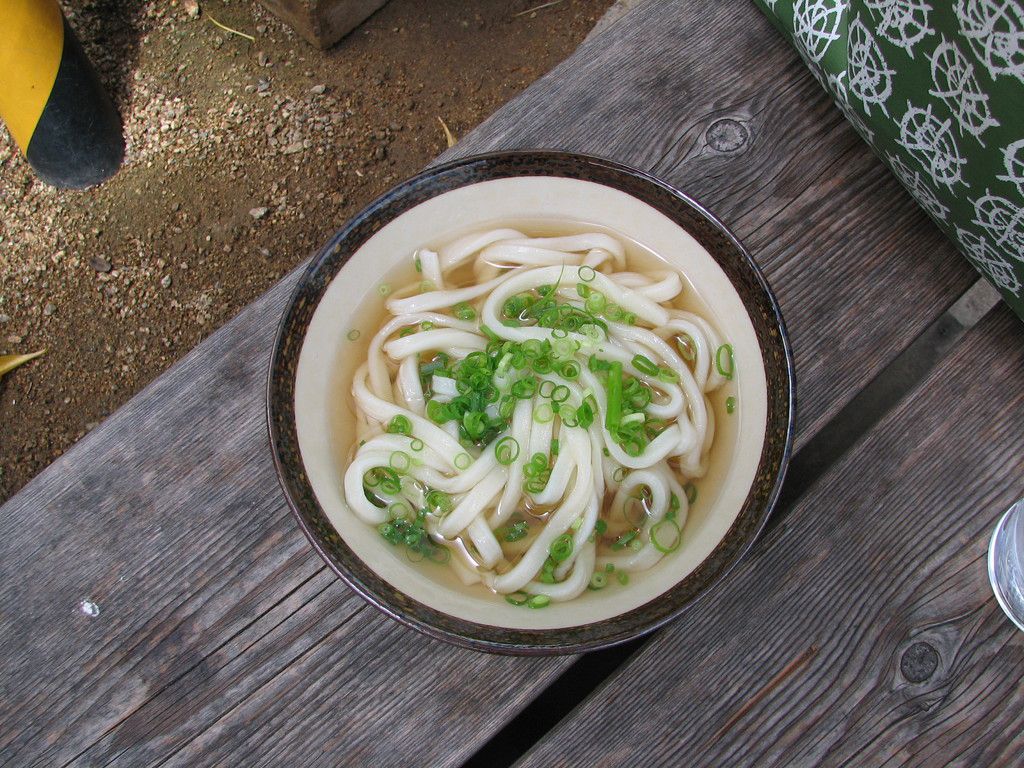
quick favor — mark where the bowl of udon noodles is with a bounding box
[269,151,794,654]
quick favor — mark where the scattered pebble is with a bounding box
[0,314,9,324]
[310,84,326,95]
[79,599,101,618]
[161,275,173,289]
[42,302,56,316]
[249,206,269,219]
[256,79,270,93]
[282,141,304,154]
[89,256,112,273]
[183,0,200,19]
[258,51,271,67]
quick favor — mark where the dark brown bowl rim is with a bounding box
[268,150,795,656]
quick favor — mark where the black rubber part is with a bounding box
[26,16,124,189]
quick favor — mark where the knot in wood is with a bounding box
[901,641,939,683]
[705,118,748,153]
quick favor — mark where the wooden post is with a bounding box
[258,0,390,49]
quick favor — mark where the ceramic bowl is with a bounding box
[268,151,794,655]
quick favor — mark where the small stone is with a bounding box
[6,334,23,345]
[89,256,112,273]
[161,275,173,289]
[310,84,326,95]
[42,302,56,316]
[183,0,200,19]
[258,51,271,67]
[374,146,387,161]
[282,141,303,154]
[256,79,270,93]
[0,314,9,324]
[249,206,269,219]
[256,24,267,34]
[79,599,101,618]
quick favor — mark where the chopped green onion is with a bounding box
[534,403,554,423]
[559,360,581,379]
[527,594,551,609]
[505,591,530,606]
[651,519,681,553]
[631,354,660,376]
[495,436,520,465]
[420,321,434,331]
[578,265,596,282]
[617,571,630,585]
[551,384,570,403]
[389,502,411,520]
[503,520,530,542]
[550,438,560,456]
[605,562,615,573]
[389,451,411,472]
[552,536,577,565]
[387,415,412,435]
[426,399,449,423]
[612,529,638,550]
[480,324,500,342]
[726,396,737,414]
[584,292,607,313]
[657,367,680,383]
[399,327,415,338]
[414,254,422,272]
[588,572,608,590]
[605,360,623,431]
[684,482,698,505]
[511,376,538,399]
[716,343,735,380]
[425,489,453,516]
[594,519,608,535]
[539,380,555,398]
[454,301,476,321]
[677,334,696,363]
[377,283,391,296]
[410,438,424,452]
[612,466,628,483]
[419,280,435,292]
[346,329,360,341]
[455,452,471,470]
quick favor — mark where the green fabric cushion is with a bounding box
[754,0,1024,320]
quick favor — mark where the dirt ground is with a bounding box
[0,0,614,502]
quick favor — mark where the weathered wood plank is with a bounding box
[0,0,978,765]
[517,306,1024,768]
[258,0,388,49]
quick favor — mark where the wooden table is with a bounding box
[2,2,1022,765]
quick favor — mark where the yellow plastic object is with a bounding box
[0,0,64,152]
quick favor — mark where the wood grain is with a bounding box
[517,307,1024,768]
[0,0,979,765]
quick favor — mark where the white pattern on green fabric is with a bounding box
[754,0,1024,318]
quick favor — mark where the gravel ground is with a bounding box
[0,0,614,501]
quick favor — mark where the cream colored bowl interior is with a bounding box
[294,176,768,630]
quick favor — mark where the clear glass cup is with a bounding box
[989,499,1024,631]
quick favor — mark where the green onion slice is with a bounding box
[495,437,520,465]
[715,343,735,380]
[651,519,681,553]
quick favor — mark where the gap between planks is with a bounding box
[460,277,1004,768]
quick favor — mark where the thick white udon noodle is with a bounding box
[343,229,728,602]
